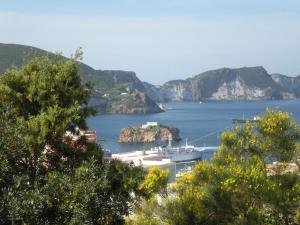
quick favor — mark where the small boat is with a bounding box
[158,103,167,111]
[232,113,257,124]
[199,101,203,104]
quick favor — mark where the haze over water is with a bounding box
[88,99,300,159]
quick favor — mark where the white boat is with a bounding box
[112,135,217,164]
[161,136,217,162]
[158,103,167,111]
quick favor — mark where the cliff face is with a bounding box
[0,43,162,114]
[143,80,192,102]
[271,74,300,98]
[162,80,192,101]
[118,125,181,143]
[144,67,295,101]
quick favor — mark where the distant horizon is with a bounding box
[1,0,300,83]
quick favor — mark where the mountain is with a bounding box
[0,43,163,114]
[271,73,300,98]
[144,67,295,102]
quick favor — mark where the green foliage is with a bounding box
[0,106,28,222]
[0,54,146,224]
[218,109,299,162]
[130,110,300,225]
[256,109,300,161]
[126,200,164,225]
[139,167,170,198]
[127,167,170,225]
[296,142,300,166]
[0,53,96,172]
[4,159,144,224]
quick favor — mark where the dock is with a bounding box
[112,150,177,181]
[111,144,218,182]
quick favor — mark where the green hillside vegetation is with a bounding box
[0,43,46,75]
[0,44,126,94]
[0,44,113,95]
[0,43,161,114]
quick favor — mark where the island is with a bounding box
[118,122,181,144]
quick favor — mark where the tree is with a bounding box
[138,166,170,198]
[0,106,28,223]
[0,51,98,174]
[129,110,300,225]
[0,53,145,224]
[127,167,170,225]
[256,109,299,161]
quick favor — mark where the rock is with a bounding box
[109,91,164,114]
[271,73,300,98]
[118,124,181,144]
[143,66,296,101]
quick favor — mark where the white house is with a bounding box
[141,122,158,129]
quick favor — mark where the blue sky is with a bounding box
[2,0,300,17]
[1,0,300,83]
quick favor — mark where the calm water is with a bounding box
[87,100,300,159]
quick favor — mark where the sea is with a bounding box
[87,99,300,160]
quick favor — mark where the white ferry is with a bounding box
[160,135,217,162]
[112,135,217,164]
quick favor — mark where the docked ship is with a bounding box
[112,133,217,165]
[160,135,217,162]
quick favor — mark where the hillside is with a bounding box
[144,67,295,102]
[0,43,162,114]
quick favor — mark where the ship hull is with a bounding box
[167,151,203,162]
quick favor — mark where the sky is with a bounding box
[1,0,300,84]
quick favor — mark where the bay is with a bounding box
[87,99,300,160]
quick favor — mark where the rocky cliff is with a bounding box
[0,43,162,114]
[118,124,181,143]
[144,67,295,101]
[271,73,300,98]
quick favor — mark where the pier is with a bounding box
[111,145,218,182]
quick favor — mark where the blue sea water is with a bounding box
[87,100,300,159]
